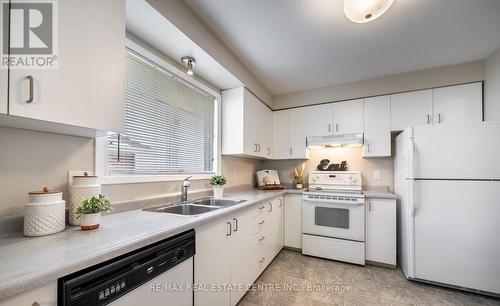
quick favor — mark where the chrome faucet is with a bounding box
[180,176,192,202]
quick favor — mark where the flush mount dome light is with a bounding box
[181,56,195,76]
[344,0,394,23]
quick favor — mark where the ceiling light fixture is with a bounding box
[181,56,195,76]
[344,0,394,23]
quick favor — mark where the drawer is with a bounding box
[255,232,267,250]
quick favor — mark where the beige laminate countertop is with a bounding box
[0,189,286,301]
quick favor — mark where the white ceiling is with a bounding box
[183,0,500,95]
[126,0,242,92]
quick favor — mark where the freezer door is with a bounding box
[414,180,500,294]
[413,123,500,179]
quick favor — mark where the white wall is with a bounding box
[261,147,394,191]
[485,48,500,121]
[273,60,485,110]
[145,0,273,107]
[0,127,260,216]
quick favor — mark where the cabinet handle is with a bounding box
[259,257,265,263]
[259,205,265,210]
[278,198,283,207]
[258,144,261,152]
[226,221,232,236]
[336,123,339,132]
[267,147,270,156]
[233,218,238,232]
[258,220,265,225]
[289,148,292,156]
[328,124,331,132]
[259,236,266,241]
[268,202,273,212]
[437,113,442,123]
[368,201,372,211]
[367,143,371,153]
[26,75,34,103]
[426,114,430,124]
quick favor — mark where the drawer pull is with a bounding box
[258,257,265,263]
[258,220,265,225]
[259,236,265,241]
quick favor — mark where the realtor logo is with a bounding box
[1,0,58,69]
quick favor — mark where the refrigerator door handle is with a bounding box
[407,129,416,278]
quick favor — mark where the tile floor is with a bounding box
[238,250,500,306]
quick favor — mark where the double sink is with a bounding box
[143,197,246,216]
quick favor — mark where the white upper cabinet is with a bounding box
[288,108,309,159]
[272,110,289,159]
[432,82,482,125]
[363,96,391,157]
[222,87,271,159]
[0,70,6,114]
[333,99,364,135]
[306,104,333,137]
[272,109,308,160]
[391,89,433,131]
[7,0,125,133]
[265,107,273,158]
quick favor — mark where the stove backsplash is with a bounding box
[260,147,394,191]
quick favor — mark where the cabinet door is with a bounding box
[0,69,6,114]
[333,99,364,135]
[230,207,259,306]
[306,104,333,137]
[264,108,273,158]
[0,281,56,306]
[288,108,309,159]
[195,219,232,306]
[272,197,284,254]
[363,96,391,157]
[243,90,260,156]
[0,1,6,114]
[391,89,433,131]
[8,0,125,132]
[365,199,396,266]
[284,194,302,249]
[433,82,482,125]
[272,110,289,159]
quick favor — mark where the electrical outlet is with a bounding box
[373,170,381,180]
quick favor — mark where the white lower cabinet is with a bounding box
[0,281,56,306]
[195,196,284,306]
[284,194,302,249]
[365,198,396,266]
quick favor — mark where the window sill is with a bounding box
[99,173,214,185]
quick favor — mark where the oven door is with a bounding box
[302,199,365,241]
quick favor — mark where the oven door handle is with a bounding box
[301,199,365,205]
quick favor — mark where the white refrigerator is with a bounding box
[395,122,500,295]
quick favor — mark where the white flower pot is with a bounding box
[213,186,224,198]
[79,213,101,231]
[296,184,303,190]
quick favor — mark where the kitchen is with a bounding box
[1,0,500,305]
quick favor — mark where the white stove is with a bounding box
[302,171,366,265]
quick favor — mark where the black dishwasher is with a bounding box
[58,229,195,306]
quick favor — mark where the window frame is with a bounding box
[95,39,222,185]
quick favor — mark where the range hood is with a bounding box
[307,133,364,148]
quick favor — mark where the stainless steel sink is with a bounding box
[144,204,219,215]
[190,197,246,207]
[142,197,246,216]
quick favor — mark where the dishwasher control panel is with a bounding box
[58,230,195,306]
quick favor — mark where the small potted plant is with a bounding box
[75,194,112,231]
[209,175,227,198]
[292,165,306,189]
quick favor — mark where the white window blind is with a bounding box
[107,51,215,175]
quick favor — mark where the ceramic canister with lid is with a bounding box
[24,187,66,237]
[69,172,101,225]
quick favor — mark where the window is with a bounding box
[105,49,217,177]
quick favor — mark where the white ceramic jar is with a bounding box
[69,172,101,225]
[24,188,65,237]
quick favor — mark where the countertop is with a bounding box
[0,189,286,300]
[362,186,397,199]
